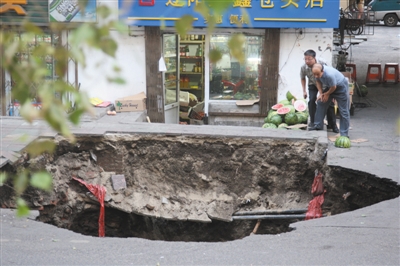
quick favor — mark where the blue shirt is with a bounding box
[317,66,348,94]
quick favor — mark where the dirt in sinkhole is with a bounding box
[0,134,399,242]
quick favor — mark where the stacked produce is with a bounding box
[262,91,308,130]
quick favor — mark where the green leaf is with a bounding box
[22,22,43,35]
[99,38,118,57]
[24,139,56,157]
[16,198,30,217]
[209,49,222,63]
[175,15,194,37]
[0,172,7,186]
[204,0,234,14]
[14,172,29,196]
[43,104,74,141]
[228,34,246,63]
[77,0,89,12]
[112,21,128,34]
[71,24,96,47]
[113,65,122,73]
[194,2,210,18]
[107,77,126,84]
[69,109,85,125]
[19,102,40,123]
[97,5,112,19]
[30,171,53,191]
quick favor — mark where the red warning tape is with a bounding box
[72,177,106,237]
[305,171,325,220]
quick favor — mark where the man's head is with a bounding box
[312,63,324,79]
[304,49,317,67]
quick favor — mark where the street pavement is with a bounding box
[0,25,399,265]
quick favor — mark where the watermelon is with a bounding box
[271,103,284,110]
[296,111,309,123]
[277,106,291,115]
[293,100,307,112]
[269,115,282,126]
[359,85,368,97]
[296,98,307,102]
[267,111,278,121]
[278,123,288,129]
[296,113,305,123]
[279,99,290,106]
[335,136,351,148]
[284,105,296,113]
[262,123,277,129]
[286,91,296,102]
[268,109,276,116]
[284,113,299,125]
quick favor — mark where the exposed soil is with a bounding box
[1,134,399,242]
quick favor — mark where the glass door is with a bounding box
[163,34,179,124]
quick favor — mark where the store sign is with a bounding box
[0,1,97,25]
[0,0,27,15]
[0,0,48,25]
[119,0,340,28]
[49,0,97,23]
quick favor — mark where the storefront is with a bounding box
[119,0,339,125]
[1,1,339,125]
[161,29,266,124]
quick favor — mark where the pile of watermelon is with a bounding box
[262,91,309,130]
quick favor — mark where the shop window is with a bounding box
[209,35,263,101]
[4,32,62,116]
[13,32,60,100]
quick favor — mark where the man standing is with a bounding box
[309,63,350,137]
[300,50,338,133]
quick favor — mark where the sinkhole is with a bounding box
[1,133,399,242]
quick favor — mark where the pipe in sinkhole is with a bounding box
[232,214,307,220]
[233,209,307,216]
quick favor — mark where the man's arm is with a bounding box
[321,85,337,102]
[301,78,307,98]
[315,79,324,95]
[300,65,308,99]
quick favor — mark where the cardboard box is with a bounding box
[180,111,189,120]
[179,91,190,107]
[115,92,146,112]
[341,72,353,83]
[190,119,204,125]
[191,101,205,113]
[348,82,354,95]
[188,101,205,120]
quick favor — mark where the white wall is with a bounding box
[77,0,146,102]
[278,28,333,102]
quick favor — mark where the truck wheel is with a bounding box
[383,14,399,27]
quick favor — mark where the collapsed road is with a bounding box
[1,127,399,242]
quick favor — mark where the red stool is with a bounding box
[383,63,399,83]
[365,63,382,83]
[346,63,357,82]
[222,80,244,94]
